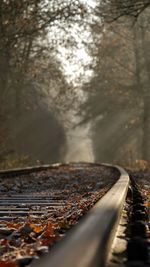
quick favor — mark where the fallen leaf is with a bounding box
[29,223,43,234]
[6,223,23,230]
[0,239,9,246]
[58,220,70,230]
[43,222,58,237]
[0,261,18,267]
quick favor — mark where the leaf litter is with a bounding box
[0,163,119,266]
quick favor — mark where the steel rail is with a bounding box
[0,163,129,266]
[31,166,129,267]
[0,163,62,177]
[0,162,112,177]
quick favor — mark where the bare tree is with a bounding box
[81,5,150,164]
[0,0,85,95]
[0,0,88,167]
[95,0,150,22]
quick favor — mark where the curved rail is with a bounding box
[0,163,62,177]
[32,166,129,267]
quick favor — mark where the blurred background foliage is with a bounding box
[0,0,150,169]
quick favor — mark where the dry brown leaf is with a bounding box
[6,223,23,230]
[0,239,9,246]
[0,261,18,267]
[29,223,43,234]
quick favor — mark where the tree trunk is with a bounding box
[140,24,150,161]
[142,95,150,161]
[0,53,9,102]
[133,24,150,161]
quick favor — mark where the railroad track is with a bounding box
[0,163,149,267]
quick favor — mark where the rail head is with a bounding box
[0,163,62,177]
[32,165,129,267]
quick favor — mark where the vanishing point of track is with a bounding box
[0,163,149,267]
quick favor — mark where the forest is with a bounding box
[0,0,150,169]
